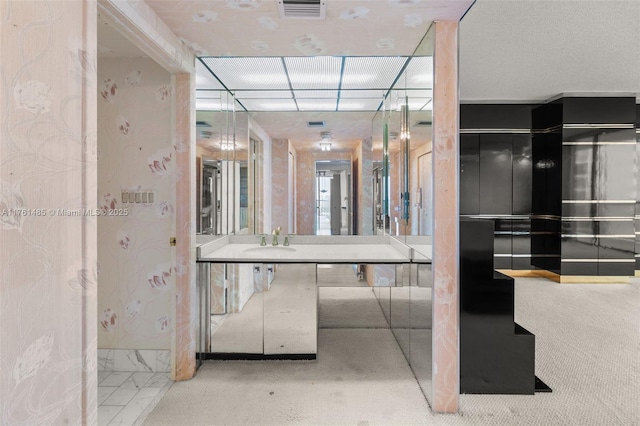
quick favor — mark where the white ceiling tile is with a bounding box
[240,98,298,111]
[338,98,383,111]
[339,90,387,99]
[200,57,289,90]
[399,56,433,89]
[296,99,338,111]
[196,60,225,89]
[284,57,342,90]
[341,57,409,90]
[234,90,293,99]
[294,90,339,99]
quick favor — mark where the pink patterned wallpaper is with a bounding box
[432,20,460,413]
[1,1,98,423]
[97,58,175,351]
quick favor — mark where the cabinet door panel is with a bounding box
[512,135,532,215]
[597,143,635,202]
[460,134,480,215]
[479,134,512,215]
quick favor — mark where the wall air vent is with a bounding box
[415,121,432,127]
[307,121,326,128]
[278,0,326,19]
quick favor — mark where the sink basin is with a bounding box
[243,246,297,255]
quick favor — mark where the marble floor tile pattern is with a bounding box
[98,371,172,426]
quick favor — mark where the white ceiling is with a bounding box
[459,0,640,103]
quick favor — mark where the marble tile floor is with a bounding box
[98,371,173,426]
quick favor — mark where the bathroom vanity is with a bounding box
[196,235,424,360]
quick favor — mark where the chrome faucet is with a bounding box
[283,235,291,246]
[259,234,267,246]
[272,231,279,246]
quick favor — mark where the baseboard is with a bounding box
[559,275,629,284]
[497,269,560,281]
[496,269,545,278]
[496,269,629,283]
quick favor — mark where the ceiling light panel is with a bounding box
[196,60,225,90]
[284,57,342,90]
[387,89,433,99]
[196,90,222,100]
[240,98,298,111]
[294,90,338,99]
[339,89,388,99]
[200,57,290,90]
[341,57,409,90]
[296,99,337,111]
[234,90,293,99]
[338,98,384,111]
[196,100,231,111]
[397,56,433,89]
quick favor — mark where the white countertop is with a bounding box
[197,235,420,263]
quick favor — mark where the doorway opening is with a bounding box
[315,160,351,235]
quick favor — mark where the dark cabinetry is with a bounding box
[460,219,542,394]
[532,97,636,277]
[460,105,533,270]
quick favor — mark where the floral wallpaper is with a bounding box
[1,1,97,424]
[146,0,474,56]
[98,57,175,350]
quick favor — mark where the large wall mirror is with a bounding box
[196,93,262,235]
[195,24,435,404]
[368,26,434,404]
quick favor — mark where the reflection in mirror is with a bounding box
[410,263,433,402]
[368,24,435,406]
[391,264,411,361]
[315,161,352,235]
[318,264,384,329]
[367,40,434,243]
[210,263,264,354]
[198,158,248,234]
[263,264,316,355]
[196,91,256,235]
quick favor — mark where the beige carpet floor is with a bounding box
[143,329,431,425]
[143,277,639,426]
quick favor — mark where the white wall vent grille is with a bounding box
[278,0,326,19]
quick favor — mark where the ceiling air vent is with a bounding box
[278,0,326,19]
[307,120,326,128]
[199,130,213,139]
[196,121,211,127]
